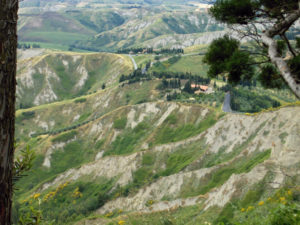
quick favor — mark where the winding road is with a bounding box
[128,53,233,114]
[223,92,233,113]
[128,54,138,70]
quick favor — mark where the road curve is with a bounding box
[128,54,138,70]
[223,92,233,113]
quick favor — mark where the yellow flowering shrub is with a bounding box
[118,220,126,225]
[105,212,113,218]
[258,201,264,206]
[72,187,83,198]
[279,197,286,202]
[43,181,70,202]
[146,199,155,206]
[246,206,254,212]
[33,193,41,199]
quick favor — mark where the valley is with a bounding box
[11,1,300,225]
[18,1,224,52]
[14,48,300,225]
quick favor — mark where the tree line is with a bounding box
[117,48,184,54]
[119,70,211,85]
[17,43,41,49]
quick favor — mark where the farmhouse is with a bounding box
[191,84,209,92]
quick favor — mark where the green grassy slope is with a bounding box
[150,54,208,75]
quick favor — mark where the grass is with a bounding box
[180,149,271,198]
[18,177,116,225]
[18,41,92,52]
[132,55,155,67]
[104,186,300,225]
[16,139,97,197]
[16,51,133,110]
[153,112,218,144]
[51,130,77,143]
[184,44,208,54]
[159,139,206,176]
[150,54,208,76]
[113,117,127,130]
[110,203,216,225]
[22,31,90,45]
[104,122,150,156]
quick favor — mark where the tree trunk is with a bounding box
[261,9,300,99]
[0,0,18,224]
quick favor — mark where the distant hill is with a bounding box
[16,50,133,108]
[20,0,214,7]
[78,11,224,51]
[18,3,224,51]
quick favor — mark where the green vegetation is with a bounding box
[52,130,77,143]
[95,140,105,150]
[159,139,206,176]
[16,140,97,198]
[105,186,300,225]
[201,121,267,168]
[104,122,149,156]
[231,88,281,113]
[17,177,116,225]
[22,31,90,46]
[16,111,35,123]
[17,52,133,108]
[151,55,208,76]
[154,112,218,144]
[74,98,87,103]
[279,132,288,144]
[113,117,127,130]
[180,149,271,198]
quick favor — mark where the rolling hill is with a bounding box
[18,3,225,51]
[14,88,300,224]
[16,50,133,108]
[13,1,300,223]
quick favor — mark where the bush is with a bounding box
[230,88,281,113]
[74,98,87,103]
[52,130,77,143]
[113,117,127,130]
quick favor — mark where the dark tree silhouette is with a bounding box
[0,0,18,224]
[204,0,300,98]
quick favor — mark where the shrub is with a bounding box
[74,98,87,103]
[52,130,77,143]
[113,117,127,130]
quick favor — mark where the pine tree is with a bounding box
[205,0,300,98]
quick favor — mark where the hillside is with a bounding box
[18,4,225,51]
[20,0,213,8]
[16,50,133,108]
[74,11,225,51]
[14,91,300,224]
[13,2,300,223]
